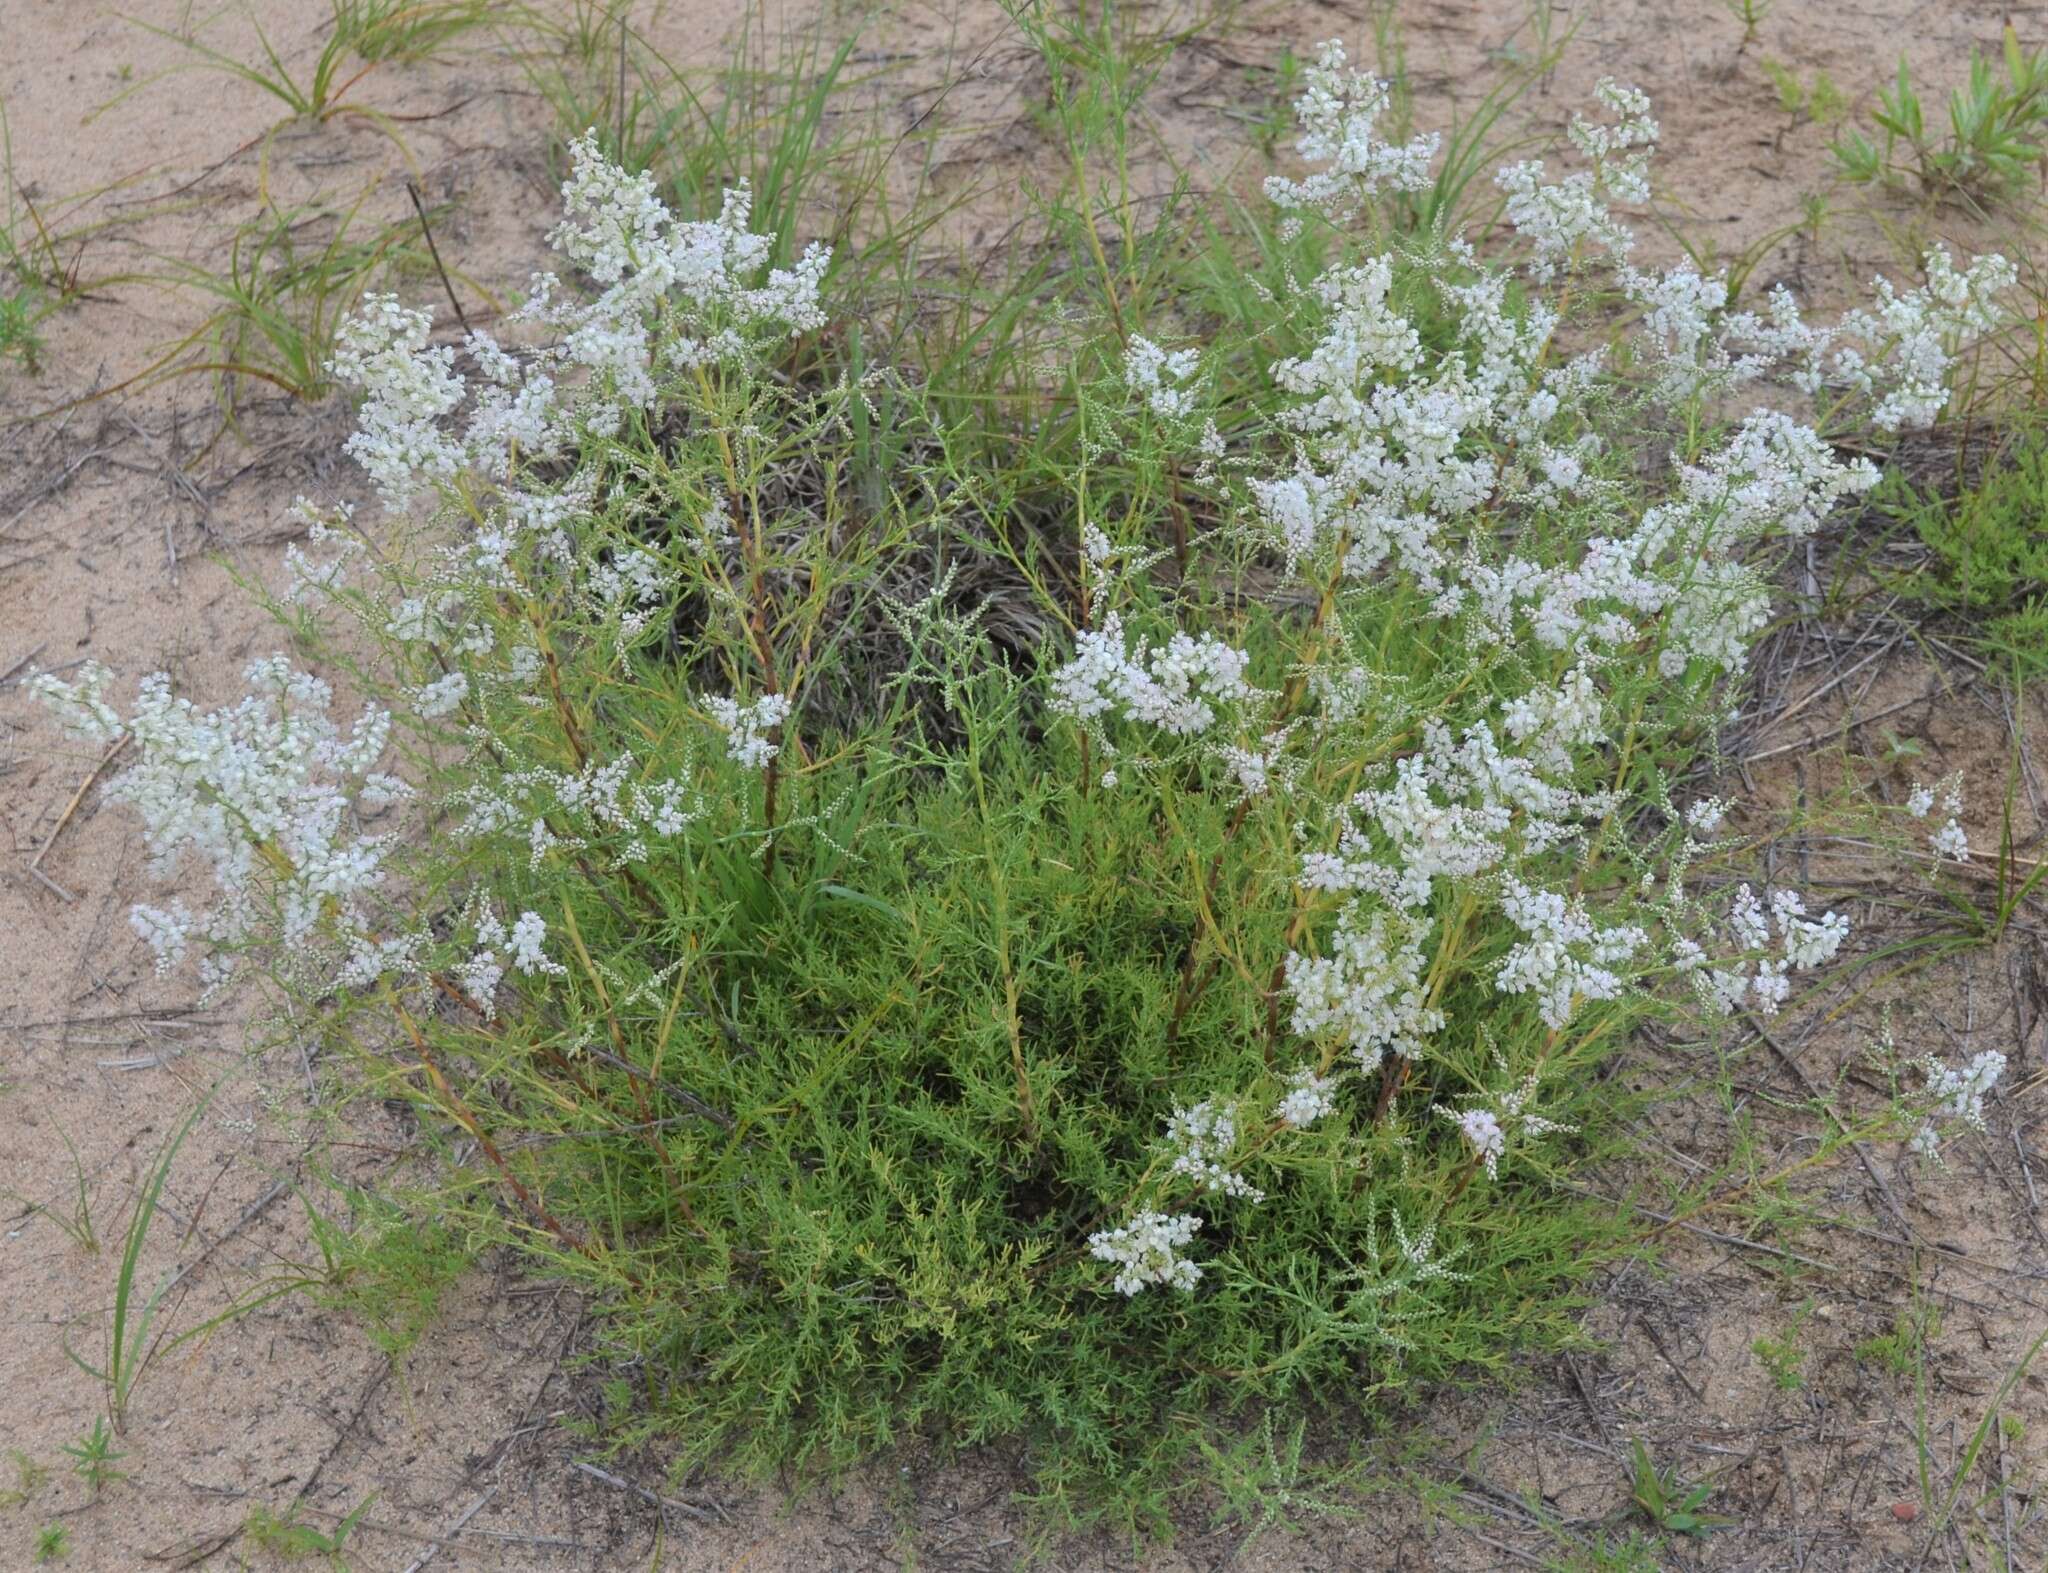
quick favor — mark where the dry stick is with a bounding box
[159,1179,289,1300]
[571,1460,723,1524]
[1741,689,1932,766]
[397,1487,498,1573]
[26,865,77,902]
[30,733,129,876]
[0,642,45,685]
[405,178,471,336]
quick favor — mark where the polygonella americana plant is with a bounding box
[35,50,2014,1510]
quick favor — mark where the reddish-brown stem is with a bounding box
[390,990,620,1276]
[1163,796,1254,1050]
[1373,1056,1408,1122]
[1443,1151,1484,1210]
[1168,552,1356,1045]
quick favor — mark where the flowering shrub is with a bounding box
[37,49,2013,1520]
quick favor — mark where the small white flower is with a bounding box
[1123,335,1202,421]
[508,910,567,977]
[1163,1100,1264,1202]
[1685,797,1728,834]
[129,903,192,975]
[1088,1211,1204,1296]
[1925,1049,2005,1130]
[704,692,791,769]
[1453,1108,1506,1176]
[415,671,470,720]
[1273,1067,1337,1129]
[458,948,506,1016]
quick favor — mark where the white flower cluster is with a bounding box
[451,750,701,870]
[1909,1048,2006,1159]
[1495,80,1657,280]
[1283,903,1442,1070]
[587,546,675,641]
[1436,1065,1574,1180]
[1073,65,1988,1296]
[1263,39,1439,219]
[704,692,791,770]
[327,135,828,512]
[1677,883,1850,1016]
[1616,246,2014,426]
[1049,612,1257,737]
[329,295,465,507]
[1123,335,1201,420]
[1906,774,1969,863]
[1495,878,1647,1030]
[1273,1067,1337,1128]
[1838,249,2017,431]
[32,657,394,989]
[1088,1211,1204,1296]
[1162,1100,1265,1201]
[457,904,565,1016]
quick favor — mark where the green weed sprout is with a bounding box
[1626,1438,1737,1535]
[57,1421,126,1497]
[1831,29,2048,204]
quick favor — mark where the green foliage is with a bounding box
[1857,1299,1942,1377]
[100,11,381,130]
[1724,0,1771,50]
[159,198,423,413]
[0,1452,48,1511]
[1830,30,2048,203]
[1198,1412,1364,1555]
[62,1101,208,1433]
[330,0,495,64]
[0,1128,97,1252]
[303,1188,472,1362]
[1542,1526,1668,1573]
[244,1496,375,1565]
[33,1523,68,1563]
[1625,1439,1737,1536]
[1760,60,1844,133]
[62,0,1986,1540]
[1750,1298,1813,1391]
[279,203,1672,1524]
[0,285,44,375]
[1875,428,2048,679]
[57,1420,126,1497]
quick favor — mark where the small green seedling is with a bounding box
[1752,1300,1814,1391]
[1627,1439,1737,1535]
[34,1523,68,1563]
[58,1420,126,1496]
[245,1494,375,1565]
[0,1451,48,1509]
[1725,0,1771,50]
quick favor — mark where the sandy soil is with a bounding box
[3,2,2045,1569]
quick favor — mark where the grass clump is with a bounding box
[26,24,2021,1536]
[302,1187,473,1363]
[1873,426,2048,677]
